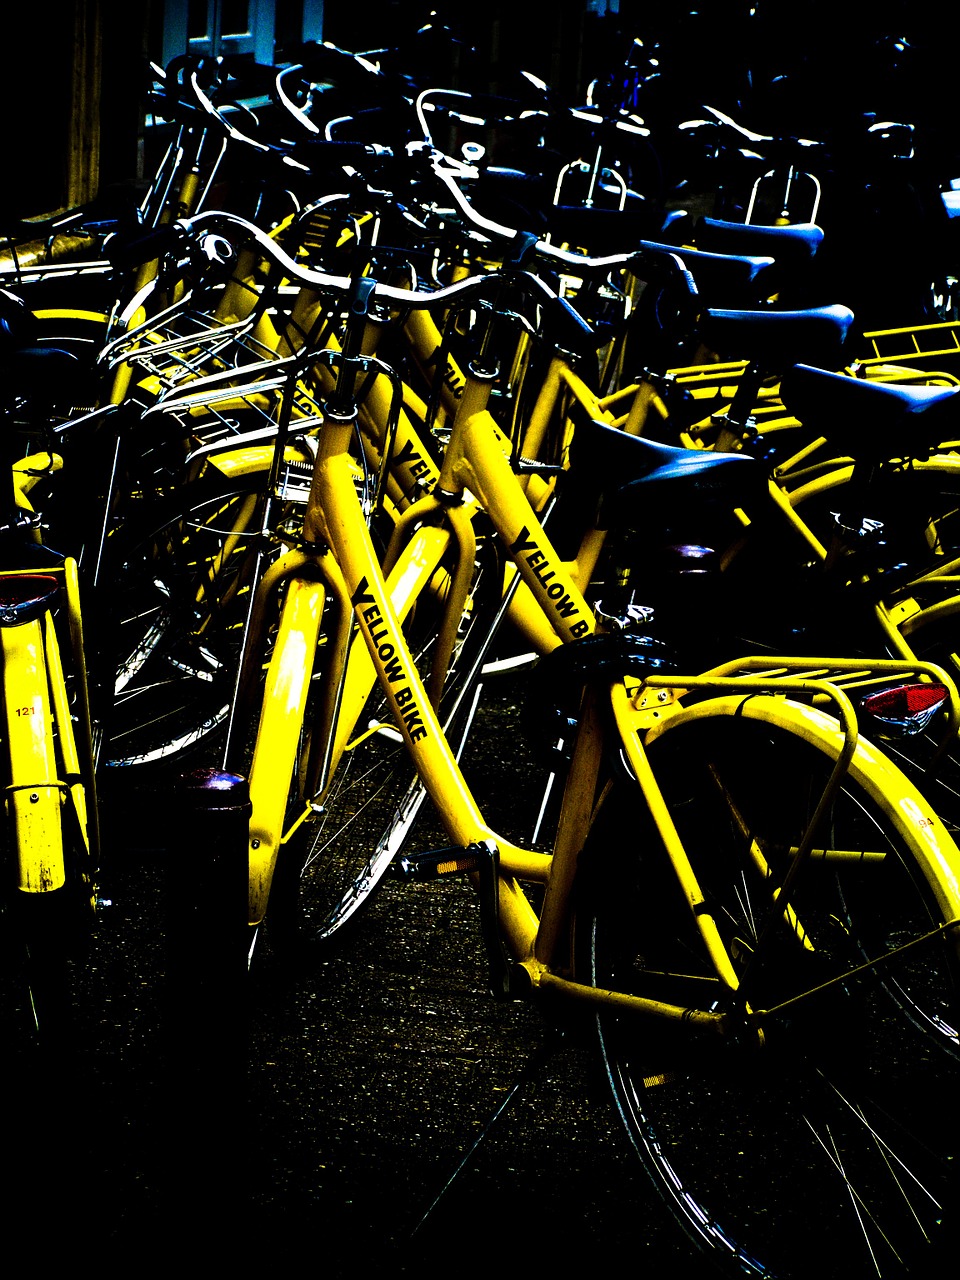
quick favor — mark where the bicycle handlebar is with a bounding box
[424,153,696,286]
[98,204,624,372]
[175,206,699,339]
[179,209,573,310]
[101,187,706,374]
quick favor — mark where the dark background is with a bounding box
[6,674,702,1273]
[1,2,952,218]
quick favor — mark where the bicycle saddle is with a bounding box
[0,291,81,406]
[695,218,827,303]
[568,414,762,532]
[699,303,855,368]
[644,240,776,307]
[779,363,960,460]
[695,217,825,265]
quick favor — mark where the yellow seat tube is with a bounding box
[308,418,491,848]
[330,523,453,772]
[455,410,595,646]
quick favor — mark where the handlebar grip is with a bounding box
[635,242,700,303]
[103,224,185,271]
[286,138,394,171]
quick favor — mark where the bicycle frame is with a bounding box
[233,318,609,925]
[612,352,960,681]
[0,439,100,1040]
[235,334,960,1033]
[1,556,98,892]
[108,214,960,1021]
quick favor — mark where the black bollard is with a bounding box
[162,767,250,1245]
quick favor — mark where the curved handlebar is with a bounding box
[170,206,697,333]
[176,209,570,311]
[424,154,699,299]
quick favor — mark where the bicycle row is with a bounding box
[2,31,960,1279]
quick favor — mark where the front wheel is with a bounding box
[100,477,274,772]
[268,528,505,952]
[577,700,960,1278]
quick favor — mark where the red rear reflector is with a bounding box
[862,684,948,716]
[860,683,948,736]
[0,573,59,625]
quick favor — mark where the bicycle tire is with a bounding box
[577,697,960,1279]
[267,525,505,952]
[100,476,276,771]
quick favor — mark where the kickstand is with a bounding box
[409,1024,567,1239]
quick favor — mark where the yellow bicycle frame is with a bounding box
[1,557,97,900]
[238,347,960,1034]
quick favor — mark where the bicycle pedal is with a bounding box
[395,843,488,881]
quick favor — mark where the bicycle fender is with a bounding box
[1,619,66,892]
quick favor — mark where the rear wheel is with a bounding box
[579,702,960,1278]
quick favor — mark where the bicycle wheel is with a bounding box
[268,526,505,951]
[101,477,275,771]
[578,700,960,1279]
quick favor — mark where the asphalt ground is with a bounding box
[3,673,704,1275]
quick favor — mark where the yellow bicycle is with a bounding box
[84,195,960,1275]
[268,326,960,1280]
[0,334,99,1041]
[154,238,956,1274]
